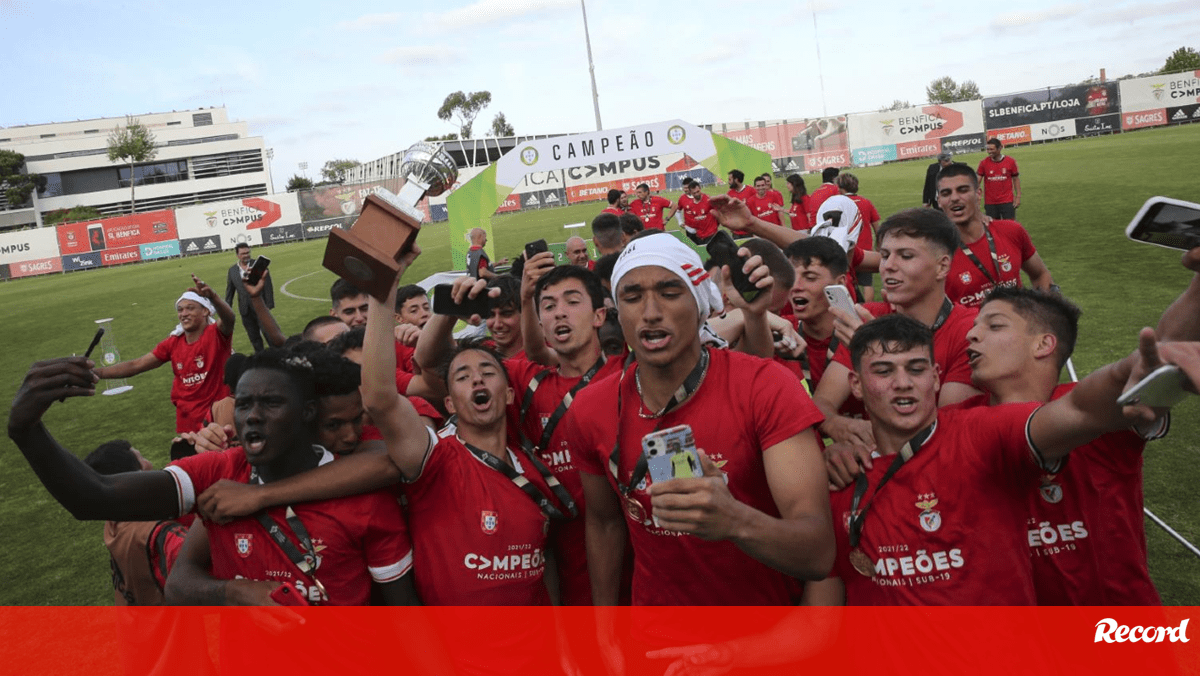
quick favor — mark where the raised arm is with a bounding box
[190,274,236,337]
[245,271,286,348]
[1021,253,1054,291]
[521,251,558,367]
[717,248,785,359]
[93,351,165,380]
[7,357,181,521]
[709,195,806,249]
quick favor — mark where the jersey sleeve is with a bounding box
[162,449,236,515]
[1008,157,1019,176]
[505,357,548,408]
[361,492,415,583]
[395,368,414,394]
[151,335,175,363]
[1010,222,1037,259]
[750,359,825,450]
[407,396,444,427]
[655,196,671,209]
[953,403,1042,480]
[149,520,188,589]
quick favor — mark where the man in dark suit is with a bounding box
[923,152,953,210]
[224,243,273,352]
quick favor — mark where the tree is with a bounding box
[1161,47,1200,74]
[43,206,102,226]
[489,112,515,137]
[106,116,158,213]
[878,99,912,112]
[423,133,460,142]
[437,90,492,139]
[0,150,46,209]
[320,159,360,185]
[285,174,313,191]
[925,76,981,104]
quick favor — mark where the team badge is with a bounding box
[960,272,972,284]
[998,254,1013,273]
[194,355,204,369]
[1039,475,1063,504]
[520,146,539,166]
[667,125,686,145]
[481,511,499,535]
[235,533,254,558]
[916,493,941,532]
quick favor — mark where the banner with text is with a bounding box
[1118,71,1200,113]
[713,117,850,168]
[176,195,301,250]
[0,226,61,266]
[984,82,1119,129]
[848,101,985,165]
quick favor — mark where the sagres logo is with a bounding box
[1094,618,1189,643]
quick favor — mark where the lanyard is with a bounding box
[248,448,328,601]
[462,441,578,521]
[846,422,937,576]
[959,226,1000,285]
[929,297,953,333]
[519,356,607,454]
[607,348,710,498]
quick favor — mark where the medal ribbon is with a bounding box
[462,441,577,520]
[519,356,607,454]
[847,422,937,552]
[959,226,1000,285]
[247,446,329,601]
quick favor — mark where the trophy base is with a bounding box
[321,192,423,301]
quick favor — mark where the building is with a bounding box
[0,107,271,229]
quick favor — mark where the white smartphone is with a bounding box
[1116,364,1193,408]
[1125,196,1200,251]
[823,284,857,317]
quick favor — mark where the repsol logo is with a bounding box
[0,242,31,255]
[942,138,977,148]
[1094,618,1189,643]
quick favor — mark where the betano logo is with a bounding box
[1094,618,1189,643]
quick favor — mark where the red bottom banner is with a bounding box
[0,606,1195,676]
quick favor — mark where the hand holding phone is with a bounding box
[706,231,760,303]
[1126,197,1200,251]
[244,256,271,286]
[643,425,701,484]
[1116,364,1193,408]
[524,239,549,260]
[824,284,857,318]
[432,282,491,319]
[270,583,310,607]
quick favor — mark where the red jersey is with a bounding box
[677,193,718,240]
[567,350,824,621]
[847,194,880,251]
[787,198,812,231]
[506,354,625,606]
[806,183,840,223]
[947,220,1037,308]
[726,184,756,202]
[829,403,1043,604]
[629,195,673,230]
[832,301,976,388]
[404,430,554,605]
[746,192,783,226]
[152,323,233,433]
[164,446,413,605]
[601,206,625,216]
[952,386,1163,605]
[766,188,784,204]
[977,155,1020,205]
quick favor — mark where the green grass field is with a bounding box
[2,125,1198,605]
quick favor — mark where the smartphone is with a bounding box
[169,438,197,461]
[432,283,491,319]
[823,284,857,317]
[706,231,760,303]
[524,239,549,260]
[1125,196,1200,251]
[270,583,310,607]
[245,256,271,286]
[643,424,701,484]
[1116,364,1193,408]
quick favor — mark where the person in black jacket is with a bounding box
[922,152,953,210]
[224,243,274,352]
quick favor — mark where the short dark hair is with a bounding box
[784,236,849,278]
[759,173,772,182]
[330,278,366,306]
[328,325,365,356]
[223,352,249,391]
[395,284,428,312]
[681,177,695,188]
[636,183,649,192]
[84,440,140,475]
[987,137,1002,149]
[438,336,510,387]
[849,314,934,371]
[607,189,623,205]
[239,347,318,405]
[728,169,745,183]
[741,238,795,291]
[487,274,521,312]
[936,161,978,189]
[593,252,620,286]
[875,207,960,255]
[592,212,622,250]
[307,348,362,398]
[234,243,250,252]
[821,167,840,183]
[835,172,859,194]
[619,213,644,236]
[302,315,345,341]
[786,174,808,200]
[981,286,1082,368]
[753,175,769,186]
[535,264,606,310]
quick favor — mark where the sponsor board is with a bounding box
[1030,120,1076,142]
[99,210,178,247]
[56,222,93,255]
[1166,103,1200,124]
[984,82,1119,128]
[939,133,986,154]
[512,169,567,195]
[804,150,850,171]
[302,220,343,239]
[61,251,104,271]
[180,235,223,255]
[849,101,983,150]
[561,157,665,186]
[1075,113,1120,136]
[778,156,806,172]
[665,168,717,191]
[101,246,142,266]
[430,203,449,222]
[177,195,302,241]
[565,174,668,204]
[0,263,8,280]
[990,125,1032,145]
[495,194,521,214]
[852,144,897,165]
[139,241,180,260]
[537,188,567,208]
[896,139,942,160]
[298,179,404,220]
[1118,71,1200,113]
[260,224,303,244]
[1122,109,1167,131]
[714,117,849,162]
[0,226,62,265]
[10,256,63,278]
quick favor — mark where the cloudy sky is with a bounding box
[2,0,1197,190]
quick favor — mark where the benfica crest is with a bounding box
[1039,475,1063,504]
[960,272,972,284]
[194,355,205,369]
[235,533,254,558]
[481,511,499,535]
[916,493,942,532]
[998,254,1013,273]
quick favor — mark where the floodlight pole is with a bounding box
[810,2,828,117]
[581,0,603,131]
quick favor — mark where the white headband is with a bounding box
[171,291,216,336]
[610,233,724,319]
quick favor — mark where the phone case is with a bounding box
[642,424,700,484]
[824,285,856,316]
[1125,196,1200,251]
[1116,365,1191,408]
[706,232,760,302]
[270,583,309,606]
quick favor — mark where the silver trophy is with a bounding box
[322,142,458,300]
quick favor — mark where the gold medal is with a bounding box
[625,496,646,523]
[849,548,876,577]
